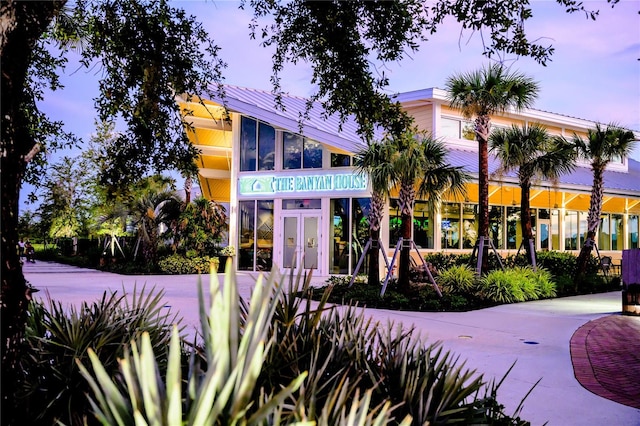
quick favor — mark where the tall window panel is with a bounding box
[565,211,578,250]
[238,200,256,270]
[441,202,461,249]
[389,199,402,247]
[611,214,623,250]
[240,117,257,172]
[258,123,275,170]
[506,207,520,250]
[598,214,611,250]
[489,206,504,249]
[330,198,350,275]
[240,117,275,171]
[413,201,434,249]
[351,198,371,272]
[630,215,639,249]
[462,204,478,249]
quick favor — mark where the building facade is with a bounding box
[178,86,640,277]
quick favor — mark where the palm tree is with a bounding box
[127,176,181,265]
[446,64,539,273]
[572,123,637,287]
[382,129,469,292]
[354,140,396,285]
[490,123,577,265]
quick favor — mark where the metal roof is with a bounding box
[209,85,369,153]
[206,85,640,196]
[445,147,640,196]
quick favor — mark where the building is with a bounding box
[177,85,640,277]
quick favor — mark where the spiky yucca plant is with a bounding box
[18,285,180,426]
[43,266,530,425]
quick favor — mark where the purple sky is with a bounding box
[29,0,640,212]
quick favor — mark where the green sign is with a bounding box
[239,173,368,195]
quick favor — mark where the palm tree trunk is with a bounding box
[574,166,605,289]
[366,192,384,285]
[520,182,535,265]
[1,1,66,419]
[476,116,491,273]
[398,183,415,292]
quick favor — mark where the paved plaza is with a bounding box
[23,260,640,426]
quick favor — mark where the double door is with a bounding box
[281,212,321,274]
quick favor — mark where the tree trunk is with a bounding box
[476,115,491,274]
[397,182,415,292]
[366,192,384,286]
[520,181,536,265]
[1,0,66,419]
[574,165,606,289]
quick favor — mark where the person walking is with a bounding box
[18,238,25,258]
[24,240,35,263]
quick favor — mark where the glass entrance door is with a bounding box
[282,213,320,273]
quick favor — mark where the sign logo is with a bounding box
[239,173,368,195]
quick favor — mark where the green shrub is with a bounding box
[157,254,215,274]
[437,264,477,295]
[479,270,526,304]
[529,268,556,298]
[17,286,180,426]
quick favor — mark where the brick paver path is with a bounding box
[570,314,640,409]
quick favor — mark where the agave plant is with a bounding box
[17,285,180,426]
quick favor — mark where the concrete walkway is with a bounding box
[23,260,640,426]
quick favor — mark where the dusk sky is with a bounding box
[29,0,640,211]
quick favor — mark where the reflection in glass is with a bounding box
[413,201,433,249]
[441,202,460,249]
[506,207,520,250]
[351,198,371,272]
[240,116,256,171]
[258,123,275,170]
[283,132,302,169]
[612,214,622,250]
[489,206,503,249]
[331,153,351,167]
[565,211,578,250]
[599,214,611,250]
[389,199,402,247]
[331,198,350,274]
[303,139,323,169]
[630,215,639,249]
[238,200,255,270]
[256,200,273,270]
[462,204,477,249]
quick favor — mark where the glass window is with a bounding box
[506,207,520,250]
[489,206,504,249]
[389,199,402,247]
[413,201,433,249]
[441,117,460,139]
[351,198,371,272]
[630,215,639,249]
[238,200,255,270]
[258,123,275,171]
[599,214,611,250]
[462,204,477,249]
[240,117,257,172]
[565,211,578,250]
[331,153,351,167]
[331,199,350,275]
[283,132,302,170]
[441,202,460,249]
[611,214,623,250]
[303,139,323,169]
[256,201,274,271]
[282,199,321,209]
[550,210,559,250]
[239,200,273,271]
[579,211,588,247]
